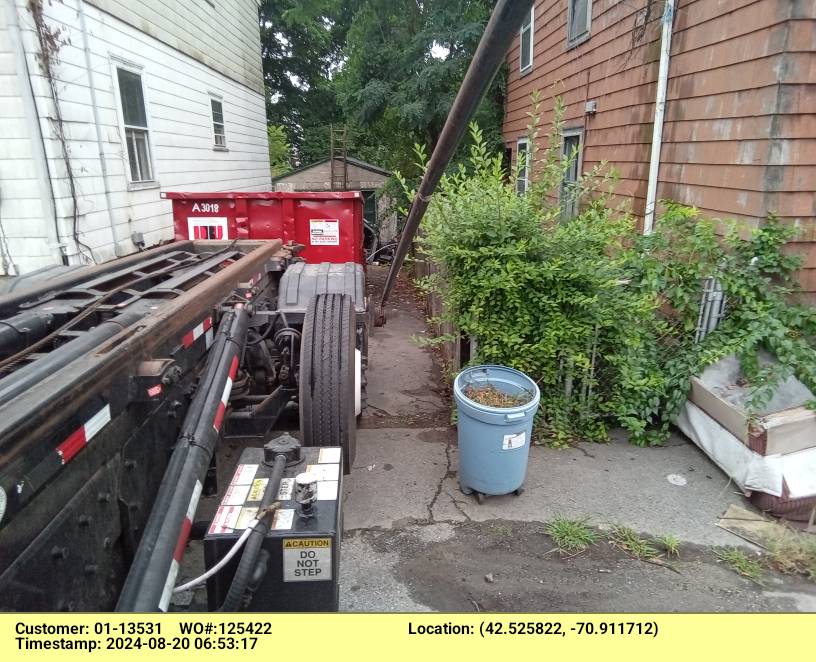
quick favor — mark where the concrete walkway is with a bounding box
[339,267,816,613]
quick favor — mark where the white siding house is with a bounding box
[0,0,270,274]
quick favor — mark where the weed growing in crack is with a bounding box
[545,517,597,554]
[716,548,764,585]
[766,532,816,581]
[608,525,659,560]
[656,534,681,558]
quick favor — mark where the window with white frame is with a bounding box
[516,138,530,195]
[519,7,534,73]
[116,67,154,183]
[568,0,592,46]
[561,129,583,219]
[211,98,226,148]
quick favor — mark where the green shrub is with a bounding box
[400,96,816,446]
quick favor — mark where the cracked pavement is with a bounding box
[339,267,816,613]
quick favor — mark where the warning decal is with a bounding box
[231,464,258,486]
[208,505,241,535]
[502,431,526,450]
[283,538,332,582]
[318,447,341,464]
[247,479,268,502]
[272,508,294,530]
[306,464,340,481]
[309,219,340,246]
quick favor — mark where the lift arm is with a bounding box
[116,305,251,612]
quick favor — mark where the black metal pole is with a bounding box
[116,304,250,612]
[377,0,536,324]
[0,310,143,405]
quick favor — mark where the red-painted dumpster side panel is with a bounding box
[165,192,364,265]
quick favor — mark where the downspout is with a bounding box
[5,0,65,266]
[643,0,676,235]
[77,0,119,254]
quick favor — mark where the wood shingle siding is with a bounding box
[503,0,816,298]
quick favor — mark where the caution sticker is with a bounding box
[283,538,332,582]
[309,219,340,246]
[502,431,526,450]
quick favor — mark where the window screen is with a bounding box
[568,0,591,45]
[211,99,226,148]
[117,68,153,182]
[520,8,533,72]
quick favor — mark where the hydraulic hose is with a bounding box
[116,305,250,612]
[218,453,286,611]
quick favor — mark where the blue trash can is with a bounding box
[454,365,541,500]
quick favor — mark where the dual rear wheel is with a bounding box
[299,294,358,473]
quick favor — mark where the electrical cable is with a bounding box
[172,518,261,593]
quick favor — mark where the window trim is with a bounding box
[516,137,531,195]
[209,93,228,151]
[567,0,592,49]
[519,6,534,75]
[560,127,584,218]
[111,57,158,189]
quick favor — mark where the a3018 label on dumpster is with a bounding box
[502,431,526,450]
[283,538,332,582]
[309,219,340,245]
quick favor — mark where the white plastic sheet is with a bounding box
[676,401,816,499]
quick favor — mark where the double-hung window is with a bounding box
[561,130,583,219]
[117,67,154,183]
[519,7,534,73]
[211,98,227,149]
[516,138,530,195]
[568,0,592,47]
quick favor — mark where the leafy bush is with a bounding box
[401,98,816,447]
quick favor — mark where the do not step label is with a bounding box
[283,538,332,582]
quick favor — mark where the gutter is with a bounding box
[77,0,119,254]
[643,0,677,235]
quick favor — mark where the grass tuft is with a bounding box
[545,517,598,554]
[657,534,681,558]
[608,525,659,560]
[765,533,816,581]
[716,548,764,584]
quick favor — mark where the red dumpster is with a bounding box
[162,191,365,265]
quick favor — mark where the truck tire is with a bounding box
[299,293,357,473]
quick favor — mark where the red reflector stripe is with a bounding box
[213,402,226,432]
[212,355,239,432]
[173,518,192,563]
[182,317,213,348]
[56,428,86,465]
[55,404,111,465]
